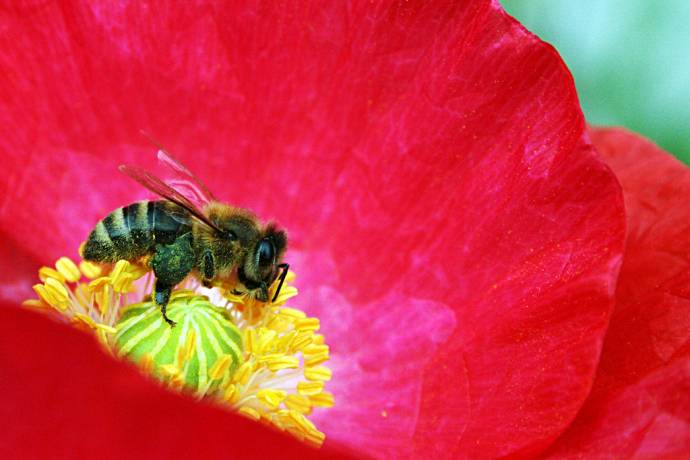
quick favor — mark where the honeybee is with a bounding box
[83,148,289,327]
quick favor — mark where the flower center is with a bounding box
[114,293,243,395]
[25,255,333,447]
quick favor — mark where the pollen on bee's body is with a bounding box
[24,253,333,447]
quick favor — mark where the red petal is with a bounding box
[0,235,41,304]
[294,250,457,457]
[544,128,690,458]
[0,304,355,459]
[0,2,626,458]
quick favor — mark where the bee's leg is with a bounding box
[153,281,175,326]
[200,249,216,287]
[151,233,195,327]
[272,263,290,302]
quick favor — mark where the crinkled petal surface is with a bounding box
[0,2,625,459]
[543,128,690,459]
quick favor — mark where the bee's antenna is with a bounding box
[272,263,290,302]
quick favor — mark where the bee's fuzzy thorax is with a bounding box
[194,203,260,283]
[204,201,259,231]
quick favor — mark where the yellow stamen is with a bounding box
[56,257,81,283]
[285,394,313,414]
[304,366,332,382]
[79,260,102,279]
[239,406,261,421]
[39,267,66,283]
[72,313,97,329]
[159,364,180,378]
[234,361,255,386]
[257,389,287,409]
[278,307,307,319]
[89,276,113,292]
[262,355,300,372]
[295,318,320,331]
[140,353,155,375]
[223,384,239,404]
[305,429,326,447]
[44,277,70,302]
[209,354,234,380]
[110,260,129,281]
[304,344,329,355]
[291,331,314,351]
[33,284,58,310]
[297,381,325,396]
[95,323,117,334]
[22,298,47,310]
[310,391,335,408]
[304,352,330,368]
[24,255,332,447]
[182,329,197,362]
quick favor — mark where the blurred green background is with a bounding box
[502,0,689,163]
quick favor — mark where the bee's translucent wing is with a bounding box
[139,131,217,206]
[157,149,217,204]
[118,164,223,233]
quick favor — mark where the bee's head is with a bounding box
[238,224,287,302]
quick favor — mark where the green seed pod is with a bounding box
[114,293,243,396]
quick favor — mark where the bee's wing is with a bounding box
[157,149,217,204]
[140,131,217,205]
[118,164,224,233]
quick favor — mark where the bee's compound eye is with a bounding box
[258,239,275,266]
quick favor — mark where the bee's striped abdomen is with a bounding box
[83,200,190,263]
[124,201,155,255]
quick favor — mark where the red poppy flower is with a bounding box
[3,1,682,459]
